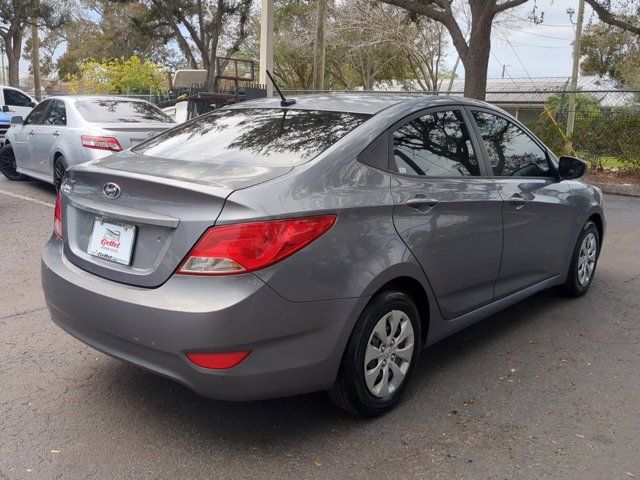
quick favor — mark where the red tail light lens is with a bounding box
[177,215,336,275]
[54,192,63,239]
[81,135,122,152]
[186,350,251,369]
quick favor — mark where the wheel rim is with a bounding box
[364,310,415,398]
[577,232,597,287]
[54,160,65,189]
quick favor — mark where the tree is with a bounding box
[131,0,253,89]
[378,0,532,99]
[0,0,66,86]
[54,0,177,81]
[584,0,640,36]
[69,55,167,94]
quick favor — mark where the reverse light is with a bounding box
[186,351,251,369]
[177,215,336,275]
[54,192,63,239]
[81,135,122,152]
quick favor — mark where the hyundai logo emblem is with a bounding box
[103,182,121,199]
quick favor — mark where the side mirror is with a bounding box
[558,156,587,180]
[10,116,23,125]
[30,101,37,108]
[2,105,9,112]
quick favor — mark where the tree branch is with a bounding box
[583,0,640,36]
[494,0,530,14]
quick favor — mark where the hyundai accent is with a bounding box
[41,94,605,416]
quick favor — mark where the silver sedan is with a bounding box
[0,95,176,190]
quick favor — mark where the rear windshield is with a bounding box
[75,99,173,123]
[133,108,371,167]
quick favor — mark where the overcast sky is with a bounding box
[15,0,598,84]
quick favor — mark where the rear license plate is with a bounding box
[87,217,137,265]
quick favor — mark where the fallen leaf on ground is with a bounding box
[576,434,585,439]
[50,450,61,454]
[313,460,323,468]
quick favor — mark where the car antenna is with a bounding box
[266,70,296,107]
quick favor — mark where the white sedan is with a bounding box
[0,96,176,190]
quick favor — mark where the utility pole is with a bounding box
[312,0,327,90]
[259,0,274,97]
[566,0,585,143]
[31,18,42,101]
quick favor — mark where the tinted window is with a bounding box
[43,100,66,126]
[75,99,173,123]
[472,111,551,177]
[24,100,50,125]
[134,108,370,167]
[392,110,479,177]
[4,88,33,107]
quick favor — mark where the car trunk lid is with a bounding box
[62,156,291,287]
[93,122,174,149]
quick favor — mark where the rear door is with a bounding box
[468,108,574,298]
[30,99,67,177]
[389,107,503,320]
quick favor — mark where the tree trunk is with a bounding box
[461,11,492,100]
[4,30,22,88]
[31,21,42,101]
[312,0,328,90]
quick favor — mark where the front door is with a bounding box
[390,107,503,320]
[3,88,36,118]
[469,109,575,298]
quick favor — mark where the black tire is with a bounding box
[559,220,600,297]
[0,144,26,181]
[53,156,67,192]
[328,290,421,417]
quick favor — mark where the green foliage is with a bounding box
[531,95,640,172]
[70,56,168,95]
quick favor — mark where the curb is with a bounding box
[587,181,640,198]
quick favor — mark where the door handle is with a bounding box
[406,196,439,211]
[52,131,60,137]
[508,193,528,210]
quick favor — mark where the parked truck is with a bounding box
[0,86,38,146]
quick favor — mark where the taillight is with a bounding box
[81,135,122,152]
[177,215,336,275]
[54,192,63,239]
[186,351,251,369]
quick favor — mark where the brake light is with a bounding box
[54,192,63,239]
[177,215,336,275]
[186,351,251,369]
[81,135,122,152]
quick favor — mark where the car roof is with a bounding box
[45,95,152,103]
[233,93,495,115]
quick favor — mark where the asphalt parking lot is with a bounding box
[1,176,639,480]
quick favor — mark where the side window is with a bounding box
[43,100,67,126]
[392,110,480,177]
[24,101,50,125]
[4,88,33,107]
[472,111,551,177]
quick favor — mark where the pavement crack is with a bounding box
[0,307,48,322]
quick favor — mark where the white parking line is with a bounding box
[0,188,55,208]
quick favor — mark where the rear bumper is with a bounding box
[42,238,368,400]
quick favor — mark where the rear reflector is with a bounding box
[54,192,63,239]
[81,135,123,152]
[186,351,251,369]
[177,215,336,275]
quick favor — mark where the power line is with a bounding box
[502,25,570,40]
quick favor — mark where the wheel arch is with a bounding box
[587,212,604,245]
[368,276,431,347]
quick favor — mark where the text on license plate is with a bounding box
[87,217,136,265]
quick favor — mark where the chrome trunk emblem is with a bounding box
[103,182,121,199]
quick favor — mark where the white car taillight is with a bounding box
[81,135,122,152]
